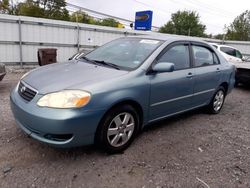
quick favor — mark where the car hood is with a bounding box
[23,61,128,94]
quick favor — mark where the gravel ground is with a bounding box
[0,73,250,188]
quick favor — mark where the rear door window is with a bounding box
[213,53,220,64]
[192,46,214,67]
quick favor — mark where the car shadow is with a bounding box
[44,107,207,157]
[50,145,102,156]
[142,107,205,133]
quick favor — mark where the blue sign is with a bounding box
[135,10,153,31]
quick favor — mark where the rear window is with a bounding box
[220,47,236,57]
[192,46,214,67]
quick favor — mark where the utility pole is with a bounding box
[188,28,191,36]
[222,34,225,44]
[11,0,14,14]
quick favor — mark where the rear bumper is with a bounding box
[10,86,106,148]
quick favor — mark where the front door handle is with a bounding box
[186,72,193,78]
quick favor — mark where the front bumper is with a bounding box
[10,86,106,148]
[236,69,250,84]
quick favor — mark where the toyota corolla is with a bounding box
[10,35,235,153]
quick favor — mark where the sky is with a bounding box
[67,0,249,35]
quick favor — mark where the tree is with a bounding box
[98,18,119,27]
[213,34,225,40]
[38,0,69,21]
[0,0,10,14]
[16,0,44,18]
[70,10,96,24]
[70,11,120,28]
[0,0,16,14]
[15,0,69,21]
[159,10,206,37]
[2,0,120,28]
[204,33,213,38]
[226,10,250,41]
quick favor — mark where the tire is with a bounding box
[96,105,140,154]
[207,86,226,114]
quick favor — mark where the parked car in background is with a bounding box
[242,55,250,62]
[11,35,235,153]
[0,63,6,82]
[210,43,243,64]
[211,43,250,86]
[234,62,250,85]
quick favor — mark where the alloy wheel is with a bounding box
[213,90,224,112]
[107,112,135,147]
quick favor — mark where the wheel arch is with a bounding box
[219,82,229,94]
[94,99,144,143]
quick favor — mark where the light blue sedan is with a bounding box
[10,35,235,153]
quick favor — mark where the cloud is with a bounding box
[67,0,248,34]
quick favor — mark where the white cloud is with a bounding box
[67,0,249,34]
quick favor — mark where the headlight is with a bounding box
[37,90,91,109]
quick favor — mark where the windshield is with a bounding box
[85,38,163,70]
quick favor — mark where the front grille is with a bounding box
[18,82,37,102]
[44,134,73,142]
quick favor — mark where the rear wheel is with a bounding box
[207,86,225,114]
[96,105,140,153]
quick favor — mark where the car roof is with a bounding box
[128,34,207,43]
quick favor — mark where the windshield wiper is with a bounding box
[92,60,121,70]
[79,57,121,70]
[79,56,98,65]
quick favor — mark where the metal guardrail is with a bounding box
[0,17,140,35]
[0,40,98,48]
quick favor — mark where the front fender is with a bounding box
[90,84,150,125]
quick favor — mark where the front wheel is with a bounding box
[207,87,226,114]
[96,105,140,153]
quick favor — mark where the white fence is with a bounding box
[0,14,148,66]
[1,14,250,66]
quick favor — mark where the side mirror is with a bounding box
[152,62,174,73]
[242,56,247,61]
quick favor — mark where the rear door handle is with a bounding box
[216,68,221,73]
[186,72,194,78]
